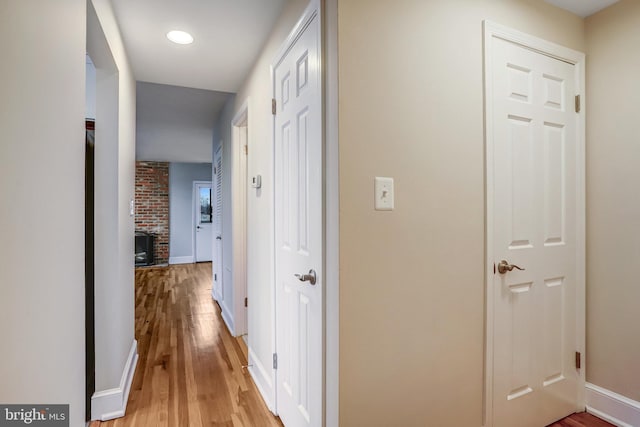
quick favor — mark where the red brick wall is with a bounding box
[135,161,169,264]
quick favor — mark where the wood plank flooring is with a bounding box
[549,412,614,427]
[92,263,615,427]
[98,262,282,427]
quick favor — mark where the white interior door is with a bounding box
[274,5,322,427]
[213,146,223,301]
[194,181,213,262]
[488,30,584,427]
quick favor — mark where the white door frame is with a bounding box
[483,20,586,427]
[271,0,324,422]
[193,180,213,262]
[324,0,340,425]
[231,99,249,337]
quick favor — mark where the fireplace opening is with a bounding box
[135,231,155,266]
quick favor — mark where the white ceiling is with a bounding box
[111,0,621,93]
[135,82,232,162]
[544,0,620,17]
[111,0,287,92]
[119,0,621,161]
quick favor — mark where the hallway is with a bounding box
[98,263,282,427]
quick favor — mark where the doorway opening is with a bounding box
[194,180,214,263]
[231,101,249,340]
[87,0,127,420]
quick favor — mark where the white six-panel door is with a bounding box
[274,5,322,427]
[487,27,585,427]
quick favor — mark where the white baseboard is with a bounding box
[91,340,139,421]
[220,301,235,336]
[169,256,194,265]
[248,347,275,413]
[586,382,640,427]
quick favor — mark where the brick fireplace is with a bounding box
[134,161,169,264]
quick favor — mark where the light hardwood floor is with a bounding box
[97,262,282,427]
[92,263,614,427]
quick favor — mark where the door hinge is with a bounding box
[272,98,277,115]
[575,351,581,369]
[244,297,248,307]
[575,95,581,113]
[214,273,217,281]
[244,145,248,155]
[214,167,217,174]
[273,353,278,369]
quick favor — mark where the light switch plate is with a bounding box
[375,177,394,211]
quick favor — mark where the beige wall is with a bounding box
[585,0,640,403]
[337,0,584,425]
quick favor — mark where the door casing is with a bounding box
[483,20,586,426]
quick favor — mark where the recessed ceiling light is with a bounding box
[166,30,194,45]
